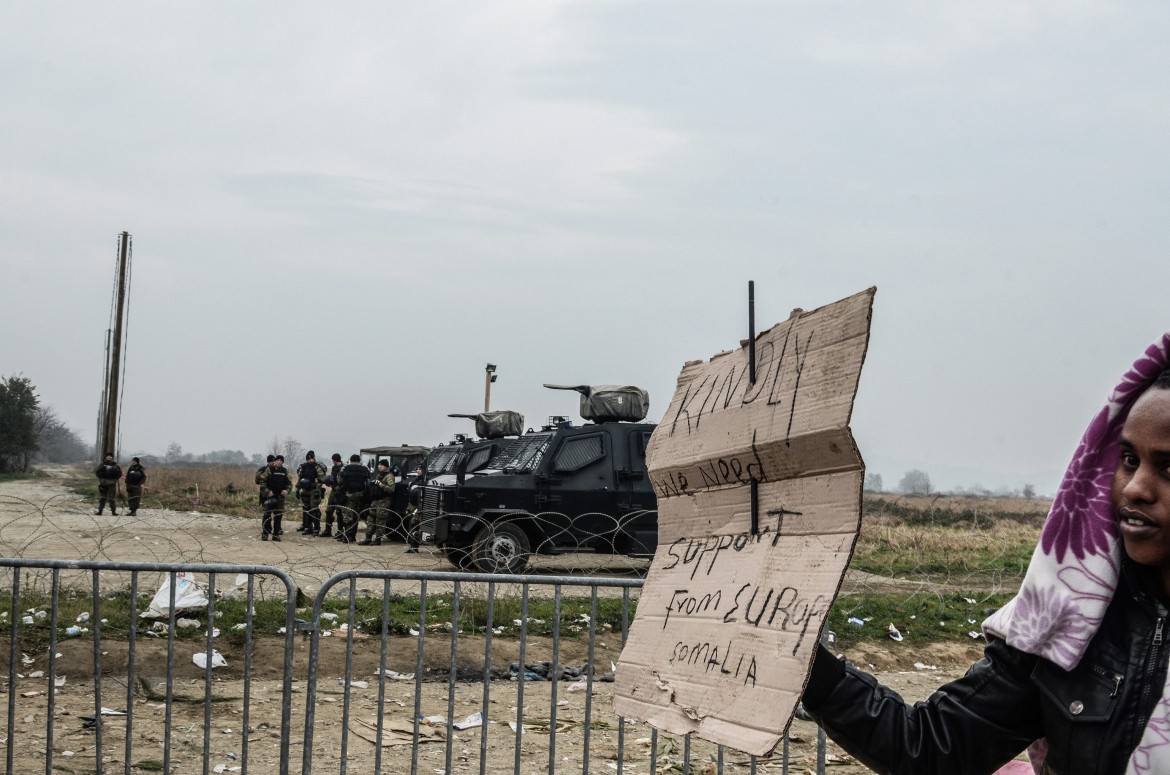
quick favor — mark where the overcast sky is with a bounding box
[3,2,1167,494]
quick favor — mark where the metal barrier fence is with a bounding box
[0,558,298,775]
[0,560,828,775]
[301,569,828,775]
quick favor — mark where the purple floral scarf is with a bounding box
[983,332,1170,774]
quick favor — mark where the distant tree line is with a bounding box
[864,467,1040,499]
[0,375,89,473]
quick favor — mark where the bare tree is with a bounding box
[164,442,183,464]
[282,436,305,464]
[30,407,88,466]
[898,469,932,496]
[864,472,883,493]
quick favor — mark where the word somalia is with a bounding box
[668,639,758,686]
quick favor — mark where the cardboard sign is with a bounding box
[613,288,875,755]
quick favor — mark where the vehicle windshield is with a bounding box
[426,446,462,476]
[487,432,552,473]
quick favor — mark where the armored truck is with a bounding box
[416,385,658,573]
[423,411,525,485]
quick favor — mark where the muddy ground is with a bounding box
[0,473,1015,773]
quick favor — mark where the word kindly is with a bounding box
[667,326,813,439]
[667,639,759,686]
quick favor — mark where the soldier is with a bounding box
[261,454,292,541]
[337,454,370,543]
[94,452,122,515]
[255,455,275,507]
[359,460,396,546]
[319,453,344,537]
[295,450,328,535]
[125,456,147,516]
[403,465,423,553]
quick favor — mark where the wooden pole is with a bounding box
[101,232,130,458]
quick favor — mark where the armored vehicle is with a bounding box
[423,411,525,485]
[417,385,658,573]
[359,445,430,475]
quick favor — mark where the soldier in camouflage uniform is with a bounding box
[359,460,396,546]
[255,455,275,507]
[295,450,328,535]
[319,453,344,537]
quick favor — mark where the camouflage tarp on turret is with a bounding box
[544,384,650,423]
[449,411,525,439]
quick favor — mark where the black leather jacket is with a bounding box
[801,561,1170,775]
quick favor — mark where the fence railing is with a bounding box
[300,568,827,775]
[0,560,827,775]
[0,558,298,775]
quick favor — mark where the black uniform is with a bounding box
[94,459,122,515]
[125,463,147,515]
[337,462,370,543]
[262,465,292,540]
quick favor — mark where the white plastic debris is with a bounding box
[847,617,865,627]
[192,650,228,669]
[175,618,201,629]
[338,679,368,689]
[320,613,339,622]
[887,624,904,642]
[141,572,210,619]
[375,669,415,680]
[452,711,484,730]
[76,612,90,623]
[913,662,938,671]
[567,679,589,693]
[968,631,983,639]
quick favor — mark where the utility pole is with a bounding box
[484,363,497,412]
[98,232,131,458]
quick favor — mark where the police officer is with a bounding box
[94,452,122,515]
[261,454,292,541]
[337,454,370,543]
[318,453,345,537]
[125,456,147,516]
[295,450,328,535]
[359,459,396,546]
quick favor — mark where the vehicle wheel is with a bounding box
[443,547,473,569]
[471,522,531,574]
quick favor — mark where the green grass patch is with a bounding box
[826,591,1015,649]
[0,469,48,482]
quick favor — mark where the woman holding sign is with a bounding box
[802,332,1170,775]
